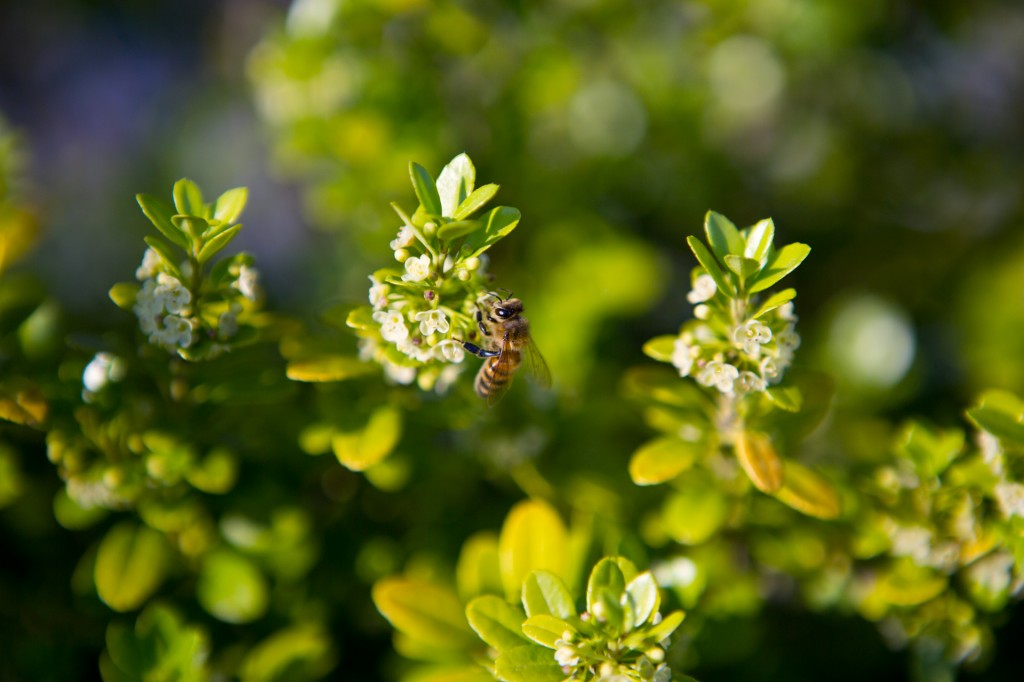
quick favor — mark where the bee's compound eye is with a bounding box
[496,307,511,318]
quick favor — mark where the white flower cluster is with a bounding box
[82,352,127,396]
[669,276,801,396]
[132,248,256,355]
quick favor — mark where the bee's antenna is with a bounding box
[484,291,504,303]
[496,287,514,300]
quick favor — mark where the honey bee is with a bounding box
[461,292,551,406]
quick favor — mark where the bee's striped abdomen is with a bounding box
[475,350,521,400]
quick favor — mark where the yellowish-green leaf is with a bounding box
[453,183,498,220]
[735,430,784,493]
[494,645,564,682]
[521,571,575,620]
[662,477,728,545]
[752,288,796,319]
[241,623,335,682]
[172,178,205,217]
[774,461,841,520]
[744,218,775,263]
[95,522,169,612]
[749,242,811,293]
[333,406,402,471]
[373,577,474,650]
[465,595,527,652]
[624,572,660,629]
[498,500,566,601]
[686,236,734,297]
[411,162,443,216]
[704,211,745,260]
[522,614,572,649]
[136,193,189,248]
[287,355,376,382]
[641,335,676,363]
[456,531,503,601]
[213,187,248,224]
[436,153,476,216]
[629,437,700,485]
[197,550,268,623]
[108,282,139,311]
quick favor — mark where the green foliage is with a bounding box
[100,603,209,682]
[113,179,262,361]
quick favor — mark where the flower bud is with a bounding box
[394,248,410,263]
[464,256,480,271]
[424,221,437,236]
[646,647,665,663]
[457,269,471,282]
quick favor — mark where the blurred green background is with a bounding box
[2,0,1024,680]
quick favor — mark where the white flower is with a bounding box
[357,337,378,362]
[234,265,259,301]
[554,646,580,668]
[155,315,196,349]
[776,324,800,350]
[401,254,431,282]
[389,225,415,251]
[135,248,162,281]
[671,336,695,377]
[734,319,772,356]
[82,352,126,393]
[383,361,416,385]
[694,304,711,320]
[435,339,465,363]
[397,338,434,362]
[995,482,1024,519]
[153,274,191,314]
[687,274,717,303]
[736,371,766,393]
[133,280,162,334]
[696,361,739,393]
[373,310,409,343]
[778,302,796,321]
[368,276,389,310]
[966,551,1014,595]
[760,356,781,383]
[414,309,449,336]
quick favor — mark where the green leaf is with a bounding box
[494,645,564,682]
[286,355,376,382]
[686,236,734,297]
[642,335,677,363]
[213,187,248,224]
[53,488,107,530]
[765,383,802,412]
[629,436,700,486]
[410,162,443,216]
[333,405,402,471]
[142,236,182,278]
[745,218,775,263]
[185,448,238,495]
[775,461,842,520]
[103,603,209,682]
[749,243,811,293]
[240,623,335,682]
[704,211,745,260]
[586,558,625,616]
[436,153,476,216]
[346,306,376,330]
[453,183,499,220]
[896,421,965,478]
[136,193,189,248]
[966,390,1024,446]
[172,178,205,216]
[197,550,268,623]
[172,215,209,240]
[197,224,242,264]
[456,532,503,601]
[521,614,573,649]
[373,577,474,650]
[662,475,728,545]
[95,522,169,612]
[752,288,796,319]
[735,430,784,493]
[436,220,483,242]
[499,500,567,601]
[465,596,528,652]
[521,571,575,620]
[108,283,139,311]
[624,610,684,648]
[464,206,521,258]
[723,254,761,280]
[624,572,660,629]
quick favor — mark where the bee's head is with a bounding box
[493,297,523,319]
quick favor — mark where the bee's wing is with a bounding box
[522,336,552,390]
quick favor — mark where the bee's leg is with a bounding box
[476,309,491,337]
[462,341,500,358]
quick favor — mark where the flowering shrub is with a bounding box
[347,153,521,392]
[109,179,262,360]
